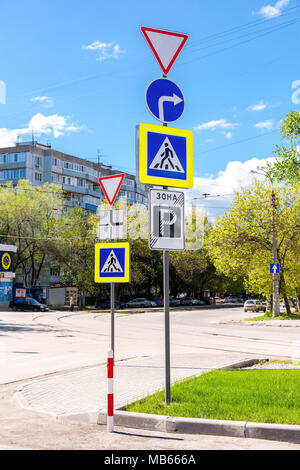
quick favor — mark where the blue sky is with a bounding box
[0,0,299,206]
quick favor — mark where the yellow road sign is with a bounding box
[1,252,12,271]
[94,242,130,283]
[136,123,193,188]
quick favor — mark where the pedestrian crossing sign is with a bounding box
[136,123,193,189]
[95,242,130,283]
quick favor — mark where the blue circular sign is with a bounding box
[145,78,185,124]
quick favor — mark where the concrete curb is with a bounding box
[59,410,300,444]
[14,358,300,444]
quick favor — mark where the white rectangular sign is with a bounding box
[149,188,185,251]
[97,209,125,240]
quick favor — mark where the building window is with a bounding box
[0,153,26,164]
[52,158,61,167]
[35,172,42,182]
[124,178,134,187]
[63,161,73,170]
[0,168,26,180]
[35,157,42,169]
[52,173,62,184]
[77,178,85,187]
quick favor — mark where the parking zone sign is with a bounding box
[136,123,193,189]
[95,242,130,283]
[149,188,185,251]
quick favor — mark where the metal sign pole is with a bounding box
[111,282,115,360]
[162,97,171,404]
[163,249,171,404]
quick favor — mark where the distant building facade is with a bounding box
[0,141,148,297]
[0,141,148,210]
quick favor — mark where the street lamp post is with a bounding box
[251,168,280,317]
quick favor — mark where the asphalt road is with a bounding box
[1,305,300,450]
[1,305,299,384]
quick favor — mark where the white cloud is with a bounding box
[249,101,267,111]
[30,95,54,108]
[0,113,85,147]
[256,0,290,19]
[82,40,126,61]
[254,120,274,130]
[194,119,239,132]
[185,156,275,220]
[222,131,233,139]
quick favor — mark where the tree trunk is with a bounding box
[81,290,86,307]
[280,272,291,315]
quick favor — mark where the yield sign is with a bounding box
[141,26,188,76]
[98,174,125,206]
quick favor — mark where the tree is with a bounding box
[48,206,98,306]
[0,180,64,286]
[207,181,300,313]
[267,111,300,185]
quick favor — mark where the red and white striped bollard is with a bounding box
[107,349,114,432]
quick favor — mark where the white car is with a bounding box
[126,298,152,308]
[244,300,266,313]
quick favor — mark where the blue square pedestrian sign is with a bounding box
[95,242,130,283]
[137,123,193,189]
[270,263,280,274]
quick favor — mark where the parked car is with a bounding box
[200,297,212,305]
[169,297,181,307]
[227,296,238,303]
[244,299,266,313]
[125,298,153,308]
[191,298,205,305]
[180,297,194,306]
[95,299,124,310]
[240,295,249,301]
[9,297,49,312]
[149,297,163,307]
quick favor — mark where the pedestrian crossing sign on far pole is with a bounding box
[95,242,130,283]
[136,122,193,189]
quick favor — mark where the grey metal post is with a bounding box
[161,87,171,404]
[110,283,115,358]
[163,249,171,404]
[271,187,280,317]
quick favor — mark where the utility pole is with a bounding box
[270,182,280,317]
[251,168,280,317]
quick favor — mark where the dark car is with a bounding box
[169,297,181,307]
[149,297,164,307]
[9,297,49,312]
[200,297,213,305]
[95,299,124,310]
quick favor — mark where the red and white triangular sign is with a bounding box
[141,26,188,76]
[98,174,125,206]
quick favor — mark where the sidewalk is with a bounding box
[14,354,300,444]
[16,355,233,418]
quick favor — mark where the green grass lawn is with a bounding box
[248,311,300,321]
[124,369,300,425]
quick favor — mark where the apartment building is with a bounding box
[0,141,148,209]
[0,141,148,301]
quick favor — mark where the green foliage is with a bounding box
[207,181,300,300]
[47,206,98,299]
[0,180,64,285]
[267,111,300,184]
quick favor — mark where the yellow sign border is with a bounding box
[1,252,12,271]
[95,242,130,283]
[137,123,193,188]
